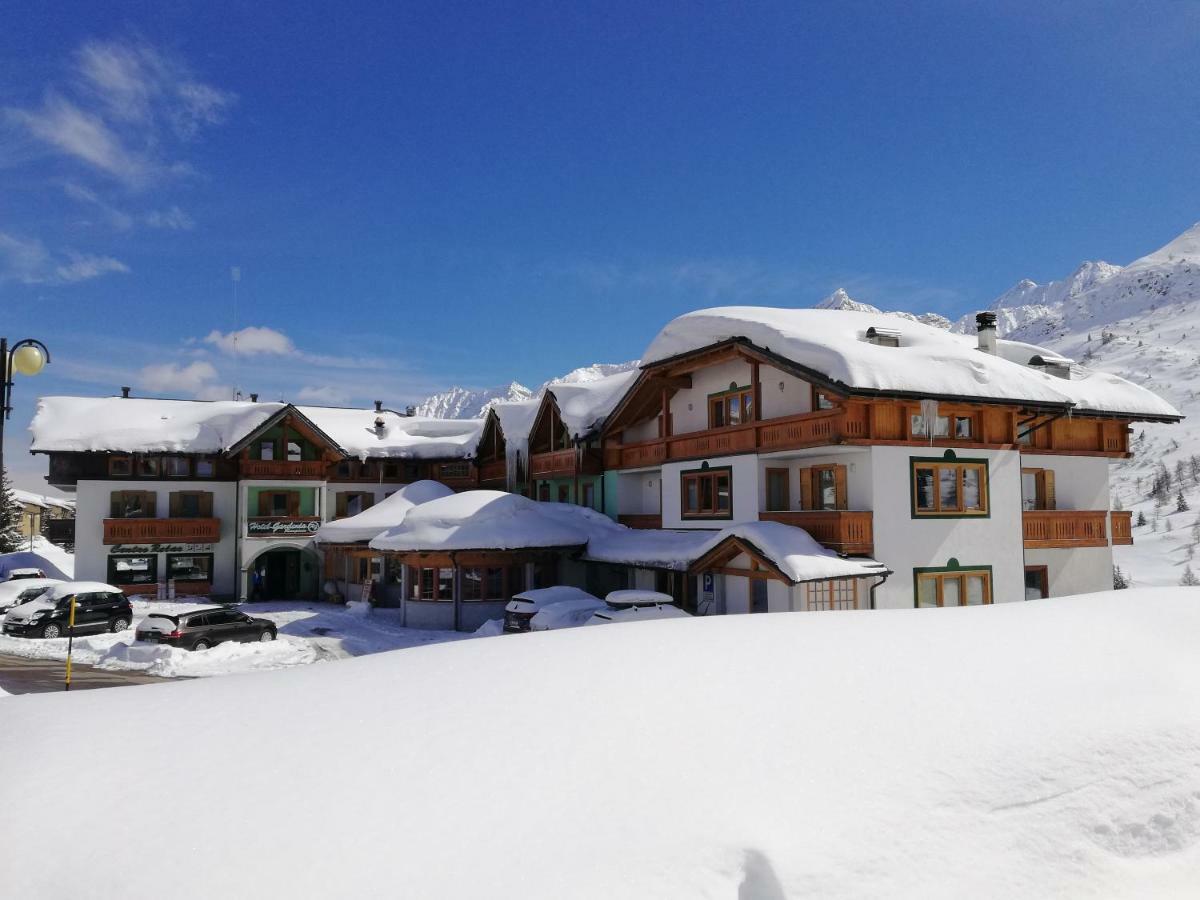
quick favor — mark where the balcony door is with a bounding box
[258,491,300,517]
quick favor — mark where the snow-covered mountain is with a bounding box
[946,223,1200,588]
[816,288,953,330]
[415,361,641,420]
[413,382,533,419]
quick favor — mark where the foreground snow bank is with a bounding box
[2,589,1200,898]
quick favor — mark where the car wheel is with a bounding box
[41,622,62,639]
[109,617,130,633]
[259,629,275,642]
[192,638,211,651]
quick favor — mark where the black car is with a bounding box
[135,607,277,651]
[2,582,132,639]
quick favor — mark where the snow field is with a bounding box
[1,588,1198,898]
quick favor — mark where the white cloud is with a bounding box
[138,360,219,395]
[0,231,130,285]
[62,182,193,232]
[143,205,193,230]
[4,38,235,188]
[204,326,297,356]
[296,385,349,405]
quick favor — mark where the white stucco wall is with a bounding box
[756,449,872,512]
[1024,546,1114,598]
[73,479,239,597]
[660,454,760,529]
[868,446,1026,609]
[615,470,662,516]
[1020,453,1110,510]
[667,359,814,434]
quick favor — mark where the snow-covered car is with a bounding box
[584,590,692,627]
[503,586,602,633]
[135,607,277,651]
[530,595,611,631]
[5,567,46,581]
[0,577,62,614]
[3,582,132,639]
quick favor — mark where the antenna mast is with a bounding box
[231,266,241,400]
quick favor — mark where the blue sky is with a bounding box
[2,1,1199,491]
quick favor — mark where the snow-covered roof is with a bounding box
[314,481,455,545]
[30,396,285,454]
[583,526,715,571]
[640,307,1180,419]
[696,521,890,583]
[488,398,541,445]
[545,369,639,438]
[369,491,593,552]
[297,406,485,461]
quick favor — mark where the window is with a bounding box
[336,492,373,518]
[911,411,977,440]
[287,441,302,462]
[439,461,470,479]
[258,491,299,517]
[462,568,483,600]
[915,568,992,607]
[187,614,209,628]
[169,491,212,518]
[954,416,973,439]
[1021,468,1056,511]
[108,555,157,585]
[109,455,132,477]
[194,457,215,477]
[911,414,950,438]
[911,458,989,517]
[162,457,190,477]
[557,484,570,503]
[383,462,400,480]
[136,456,159,477]
[812,388,836,411]
[1024,566,1049,600]
[681,467,733,519]
[166,554,213,582]
[438,568,453,599]
[260,441,275,461]
[110,491,156,518]
[765,468,789,511]
[709,385,754,428]
[804,579,860,610]
[798,465,846,511]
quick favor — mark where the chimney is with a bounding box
[975,311,998,355]
[120,386,131,398]
[374,400,383,413]
[250,393,259,403]
[405,405,416,417]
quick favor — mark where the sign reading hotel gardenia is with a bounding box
[246,518,321,536]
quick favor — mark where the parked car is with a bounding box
[530,595,610,632]
[6,567,46,581]
[2,582,132,639]
[585,590,693,626]
[504,586,603,633]
[135,607,277,651]
[0,578,63,614]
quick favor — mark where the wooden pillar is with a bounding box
[661,387,671,437]
[751,361,762,421]
[453,562,463,631]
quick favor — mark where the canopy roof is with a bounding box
[314,481,455,545]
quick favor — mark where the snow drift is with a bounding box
[2,588,1198,898]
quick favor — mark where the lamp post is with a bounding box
[0,337,51,488]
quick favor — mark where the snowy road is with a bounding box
[0,599,484,679]
[0,654,171,694]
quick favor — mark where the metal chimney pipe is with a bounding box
[250,393,259,403]
[120,386,131,398]
[374,400,383,412]
[975,312,998,355]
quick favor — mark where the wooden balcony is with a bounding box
[246,516,322,538]
[1022,510,1109,549]
[103,517,221,545]
[606,408,863,469]
[240,459,327,479]
[618,514,662,530]
[531,448,577,478]
[758,510,874,555]
[478,459,507,485]
[1111,510,1134,545]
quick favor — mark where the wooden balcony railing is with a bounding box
[758,510,874,555]
[1022,510,1109,549]
[478,460,507,485]
[606,408,856,469]
[103,517,221,545]
[531,449,578,478]
[246,516,322,538]
[618,514,663,530]
[1110,510,1134,545]
[240,459,327,479]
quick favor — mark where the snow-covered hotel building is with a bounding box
[29,306,1178,617]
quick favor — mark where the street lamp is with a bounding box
[0,337,51,497]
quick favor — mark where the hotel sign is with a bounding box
[246,517,321,537]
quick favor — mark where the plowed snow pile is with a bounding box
[2,588,1199,898]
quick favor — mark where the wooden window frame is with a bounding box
[194,457,215,478]
[438,461,471,479]
[913,564,993,607]
[764,467,790,512]
[910,456,990,518]
[1020,467,1056,511]
[108,455,132,477]
[169,490,213,519]
[258,490,301,518]
[162,456,191,478]
[1024,565,1049,600]
[907,407,980,442]
[804,578,860,610]
[708,384,754,429]
[798,464,847,511]
[110,490,156,519]
[681,466,734,520]
[135,455,160,477]
[335,491,374,519]
[811,386,836,411]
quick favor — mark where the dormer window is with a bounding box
[1029,354,1072,380]
[866,326,901,348]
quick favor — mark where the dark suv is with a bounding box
[2,582,132,639]
[135,607,277,651]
